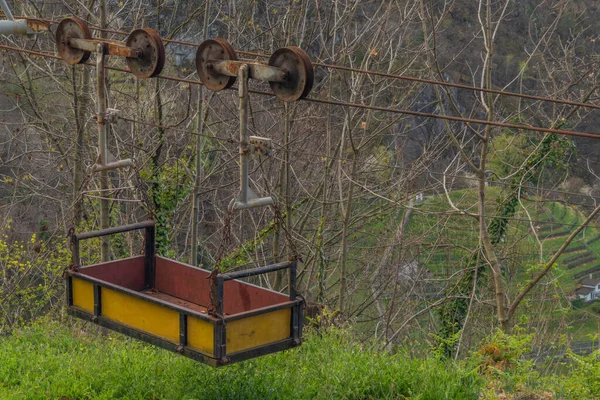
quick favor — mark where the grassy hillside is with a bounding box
[1,318,599,399]
[0,319,481,400]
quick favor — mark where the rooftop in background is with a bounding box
[580,278,600,287]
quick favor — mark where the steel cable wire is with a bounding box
[0,43,599,140]
[18,16,600,112]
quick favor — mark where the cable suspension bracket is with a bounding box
[196,38,314,211]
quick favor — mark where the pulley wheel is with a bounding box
[55,17,92,65]
[125,28,165,78]
[268,46,314,102]
[196,38,237,91]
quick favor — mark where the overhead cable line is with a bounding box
[1,43,599,141]
[21,16,600,112]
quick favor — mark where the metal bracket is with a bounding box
[227,65,275,211]
[249,136,272,156]
[92,159,133,173]
[0,0,49,35]
[68,37,142,58]
[206,59,287,82]
[229,192,275,211]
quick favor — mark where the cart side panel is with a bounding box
[79,256,146,291]
[187,316,215,355]
[101,287,180,343]
[226,308,291,354]
[155,257,211,309]
[72,277,94,312]
[155,257,289,314]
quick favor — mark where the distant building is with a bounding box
[576,278,600,302]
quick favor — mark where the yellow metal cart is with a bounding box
[66,221,303,366]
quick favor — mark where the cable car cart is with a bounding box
[65,36,313,366]
[66,221,302,366]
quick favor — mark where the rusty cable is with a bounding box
[1,43,599,140]
[20,16,600,112]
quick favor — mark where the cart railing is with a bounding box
[214,261,297,316]
[71,220,156,288]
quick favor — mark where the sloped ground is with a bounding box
[0,319,481,400]
[1,318,597,399]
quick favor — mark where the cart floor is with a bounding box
[141,290,210,314]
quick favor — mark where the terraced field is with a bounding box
[536,202,600,290]
[403,189,600,293]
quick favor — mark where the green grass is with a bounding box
[0,318,482,400]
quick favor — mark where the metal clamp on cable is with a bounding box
[196,38,314,212]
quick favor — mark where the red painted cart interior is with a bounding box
[79,255,289,315]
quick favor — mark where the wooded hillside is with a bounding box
[1,0,600,398]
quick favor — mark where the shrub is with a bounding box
[0,222,69,335]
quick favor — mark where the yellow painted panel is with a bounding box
[72,278,94,312]
[227,308,291,354]
[102,288,179,343]
[187,316,214,355]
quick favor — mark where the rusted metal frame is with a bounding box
[223,300,299,322]
[213,322,222,360]
[239,65,249,205]
[216,276,225,315]
[211,275,229,363]
[207,59,287,82]
[67,307,220,367]
[68,37,141,58]
[93,284,102,317]
[144,224,156,289]
[76,220,155,240]
[0,19,46,34]
[71,235,81,268]
[67,271,218,323]
[219,261,293,281]
[179,314,187,347]
[93,42,132,245]
[296,301,304,343]
[66,276,74,306]
[96,43,110,261]
[217,318,227,363]
[223,338,299,365]
[23,19,49,32]
[291,301,302,345]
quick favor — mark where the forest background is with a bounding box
[2,0,600,398]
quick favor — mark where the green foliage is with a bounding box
[219,199,308,271]
[475,329,536,393]
[142,159,192,256]
[0,320,482,399]
[571,297,585,310]
[552,349,600,399]
[436,253,482,359]
[589,301,600,315]
[0,222,70,334]
[369,146,393,184]
[488,133,533,180]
